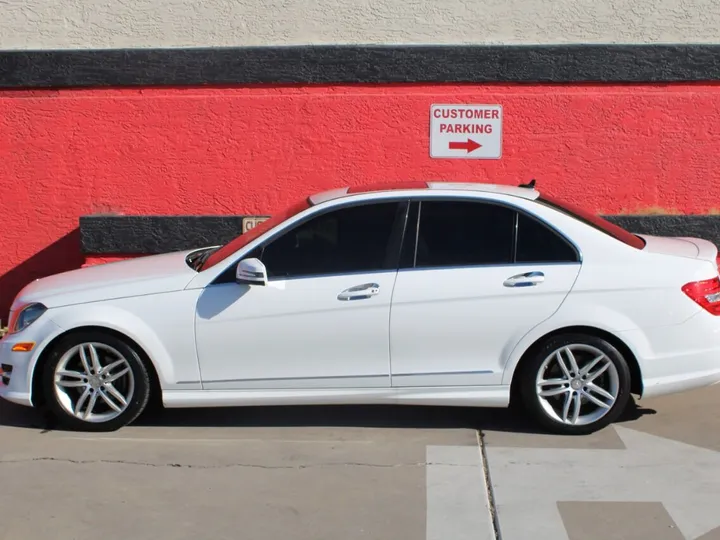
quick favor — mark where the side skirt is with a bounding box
[161,385,510,408]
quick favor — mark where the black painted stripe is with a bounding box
[80,214,720,255]
[2,45,720,88]
[79,215,248,255]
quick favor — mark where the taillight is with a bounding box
[682,277,720,315]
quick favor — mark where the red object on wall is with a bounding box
[1,83,720,320]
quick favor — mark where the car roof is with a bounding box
[307,181,540,206]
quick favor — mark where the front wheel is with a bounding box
[41,331,151,431]
[518,333,631,435]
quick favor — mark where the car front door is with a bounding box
[194,200,408,390]
[389,198,582,387]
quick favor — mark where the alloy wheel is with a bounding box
[53,342,135,423]
[535,343,620,426]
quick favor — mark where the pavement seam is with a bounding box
[477,430,502,540]
[0,457,476,470]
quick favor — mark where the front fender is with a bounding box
[44,303,179,387]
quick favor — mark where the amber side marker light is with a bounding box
[11,342,35,352]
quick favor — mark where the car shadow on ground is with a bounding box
[0,396,657,435]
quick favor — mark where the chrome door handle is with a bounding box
[503,271,545,287]
[337,283,380,301]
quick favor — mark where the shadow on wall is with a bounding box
[0,229,85,324]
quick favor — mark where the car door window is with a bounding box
[260,202,405,279]
[415,200,515,268]
[515,212,579,263]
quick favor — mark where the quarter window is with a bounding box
[515,212,578,263]
[260,202,404,279]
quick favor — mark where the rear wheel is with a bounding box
[519,333,631,435]
[41,331,151,431]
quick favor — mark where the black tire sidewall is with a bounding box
[519,333,632,436]
[41,331,151,432]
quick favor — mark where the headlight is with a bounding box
[9,303,47,334]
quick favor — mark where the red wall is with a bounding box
[1,83,720,321]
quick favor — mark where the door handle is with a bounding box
[337,283,380,301]
[503,271,545,287]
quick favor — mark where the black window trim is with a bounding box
[400,195,582,271]
[398,201,420,270]
[511,211,520,263]
[212,197,412,284]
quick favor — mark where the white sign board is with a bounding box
[430,104,502,159]
[242,216,269,233]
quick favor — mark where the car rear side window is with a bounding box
[516,212,579,263]
[415,200,515,267]
[260,202,404,279]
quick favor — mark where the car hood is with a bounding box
[12,249,202,309]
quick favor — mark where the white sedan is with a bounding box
[2,181,720,434]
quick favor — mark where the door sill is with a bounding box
[162,385,510,408]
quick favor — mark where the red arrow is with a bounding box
[449,139,482,153]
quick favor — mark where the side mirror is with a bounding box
[235,258,268,286]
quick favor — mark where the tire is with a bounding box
[518,333,631,436]
[41,331,151,432]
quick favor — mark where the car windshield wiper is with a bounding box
[186,247,215,271]
[193,247,219,271]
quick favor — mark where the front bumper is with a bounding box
[0,317,64,407]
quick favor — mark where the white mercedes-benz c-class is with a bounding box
[2,181,720,434]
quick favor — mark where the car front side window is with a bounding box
[260,201,406,279]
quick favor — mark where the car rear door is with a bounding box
[389,197,582,387]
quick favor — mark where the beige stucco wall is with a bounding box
[1,0,718,49]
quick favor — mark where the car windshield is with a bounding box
[199,198,312,271]
[538,195,646,250]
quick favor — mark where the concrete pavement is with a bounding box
[484,385,720,540]
[0,403,485,540]
[1,385,720,540]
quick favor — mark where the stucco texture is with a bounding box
[1,84,719,319]
[1,0,719,49]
